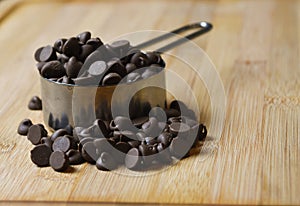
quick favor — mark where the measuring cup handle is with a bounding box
[135,21,213,53]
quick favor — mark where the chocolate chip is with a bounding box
[79,44,95,62]
[139,144,157,165]
[57,54,69,64]
[52,135,76,153]
[132,116,149,128]
[77,31,91,44]
[50,128,69,142]
[94,138,115,156]
[169,122,190,136]
[142,117,160,137]
[49,151,70,172]
[64,124,74,136]
[93,119,110,138]
[39,45,57,62]
[141,68,157,79]
[63,37,81,58]
[182,116,198,127]
[145,136,157,145]
[170,100,189,114]
[88,61,107,76]
[65,57,83,78]
[86,37,103,49]
[66,149,85,165]
[41,60,66,78]
[113,142,131,164]
[128,140,140,148]
[96,152,117,171]
[28,96,42,110]
[53,38,67,53]
[169,137,190,159]
[81,141,97,164]
[125,63,137,73]
[106,60,127,77]
[41,137,53,149]
[27,124,48,145]
[114,116,132,131]
[165,108,181,118]
[102,72,121,86]
[130,52,149,68]
[79,137,94,151]
[196,124,207,141]
[17,118,33,136]
[126,72,141,83]
[30,144,52,167]
[145,51,160,64]
[157,132,173,147]
[34,47,45,62]
[36,62,46,73]
[125,148,141,170]
[156,143,172,164]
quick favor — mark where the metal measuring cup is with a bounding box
[40,22,213,130]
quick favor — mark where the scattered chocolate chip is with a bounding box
[28,96,42,110]
[30,144,52,167]
[66,149,85,165]
[49,151,70,172]
[27,124,48,145]
[50,128,69,142]
[52,135,76,153]
[125,148,141,170]
[41,137,53,149]
[81,141,97,164]
[96,152,117,171]
[17,119,33,136]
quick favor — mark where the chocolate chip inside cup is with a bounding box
[34,31,165,86]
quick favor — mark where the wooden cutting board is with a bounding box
[0,0,299,205]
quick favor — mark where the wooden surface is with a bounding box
[0,0,299,205]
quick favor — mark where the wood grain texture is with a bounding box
[0,0,299,205]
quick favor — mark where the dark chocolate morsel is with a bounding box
[34,47,44,62]
[88,60,107,76]
[50,128,69,142]
[53,38,67,53]
[28,96,42,110]
[102,72,121,86]
[17,119,33,136]
[30,144,52,167]
[27,124,48,145]
[79,44,95,62]
[62,37,81,58]
[65,57,83,78]
[125,63,137,74]
[125,148,141,170]
[77,31,91,44]
[96,152,117,171]
[66,149,85,165]
[39,45,57,62]
[49,151,70,172]
[41,137,53,149]
[41,60,66,78]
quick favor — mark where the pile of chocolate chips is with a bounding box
[18,100,207,172]
[34,31,165,86]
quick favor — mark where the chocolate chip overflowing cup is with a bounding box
[37,32,166,130]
